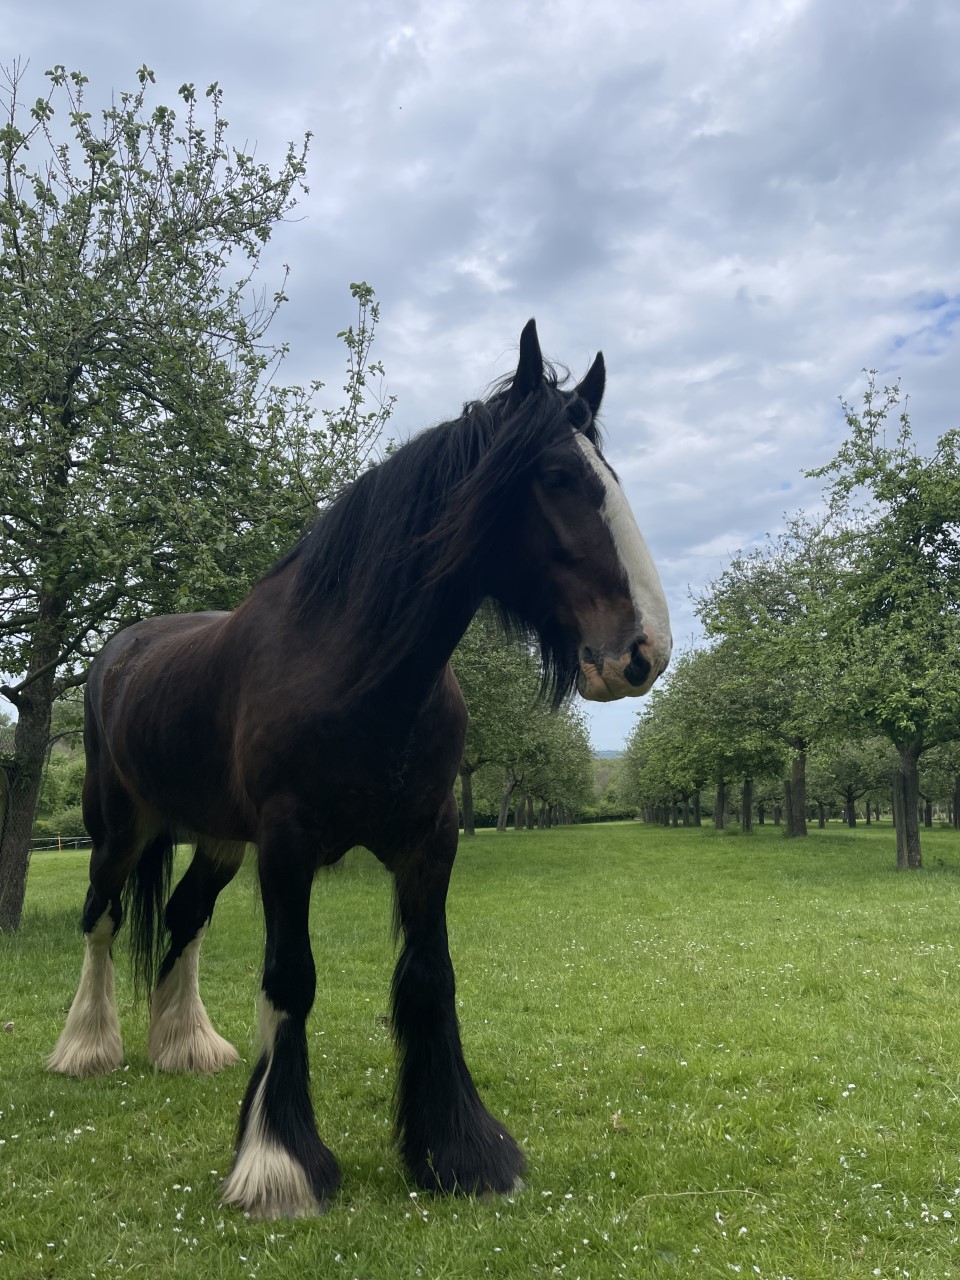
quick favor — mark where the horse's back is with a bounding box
[85,612,247,836]
[89,613,230,710]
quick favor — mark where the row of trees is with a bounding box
[621,377,960,867]
[623,654,960,828]
[0,65,393,929]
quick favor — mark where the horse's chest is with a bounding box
[298,731,456,854]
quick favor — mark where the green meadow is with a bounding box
[3,822,960,1279]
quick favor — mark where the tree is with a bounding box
[696,520,843,837]
[622,644,783,833]
[919,740,960,827]
[451,614,543,835]
[622,671,704,825]
[809,376,960,868]
[0,64,392,929]
[806,736,894,828]
[451,615,596,832]
[520,702,594,827]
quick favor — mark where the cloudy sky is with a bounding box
[4,0,959,749]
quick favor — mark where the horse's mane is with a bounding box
[267,362,604,703]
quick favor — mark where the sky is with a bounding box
[4,0,960,750]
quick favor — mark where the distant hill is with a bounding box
[594,749,622,759]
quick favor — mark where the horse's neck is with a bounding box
[381,584,480,711]
[273,549,482,713]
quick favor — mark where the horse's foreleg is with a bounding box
[221,818,339,1218]
[390,792,525,1194]
[148,841,244,1074]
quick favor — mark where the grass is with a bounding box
[3,821,960,1279]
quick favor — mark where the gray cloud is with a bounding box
[4,0,959,748]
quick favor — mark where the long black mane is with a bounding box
[269,363,604,702]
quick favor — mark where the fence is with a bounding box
[31,833,93,853]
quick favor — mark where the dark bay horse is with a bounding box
[48,320,672,1217]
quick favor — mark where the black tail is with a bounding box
[123,832,175,997]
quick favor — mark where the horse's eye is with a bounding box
[541,469,576,492]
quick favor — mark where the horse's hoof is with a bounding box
[221,1130,339,1218]
[407,1120,527,1197]
[149,1028,240,1074]
[47,1027,123,1077]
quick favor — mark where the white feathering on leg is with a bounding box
[220,995,323,1218]
[148,923,239,1074]
[48,911,123,1077]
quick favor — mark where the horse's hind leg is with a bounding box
[48,777,150,1077]
[148,840,245,1074]
[390,792,525,1194]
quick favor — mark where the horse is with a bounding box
[48,320,672,1218]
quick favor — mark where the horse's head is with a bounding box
[494,320,672,703]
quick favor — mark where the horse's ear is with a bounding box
[575,351,605,419]
[505,318,544,416]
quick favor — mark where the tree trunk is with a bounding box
[865,799,871,826]
[0,768,9,848]
[513,796,523,830]
[0,673,55,931]
[846,784,857,828]
[692,791,701,827]
[681,798,690,827]
[713,780,726,830]
[783,778,794,837]
[757,804,765,825]
[496,770,517,834]
[893,741,922,869]
[790,752,808,837]
[818,802,826,829]
[538,800,547,829]
[741,777,753,834]
[460,767,476,836]
[923,797,933,829]
[773,805,781,826]
[954,775,960,829]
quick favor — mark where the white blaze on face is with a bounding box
[575,434,672,671]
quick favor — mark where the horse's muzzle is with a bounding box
[577,638,668,701]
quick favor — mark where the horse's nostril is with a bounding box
[624,651,652,687]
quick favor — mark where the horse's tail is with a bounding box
[123,831,175,998]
